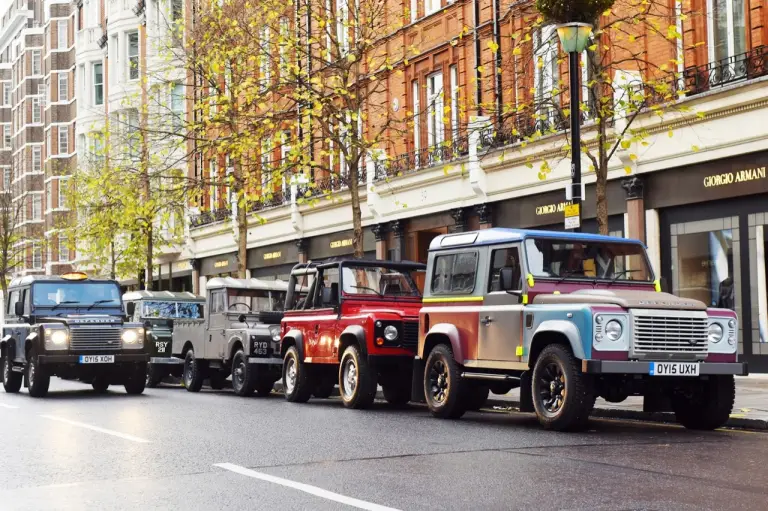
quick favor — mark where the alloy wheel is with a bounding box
[428,359,449,404]
[284,357,296,395]
[538,361,566,416]
[341,357,357,398]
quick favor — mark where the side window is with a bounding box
[316,267,340,308]
[20,289,29,314]
[7,290,19,315]
[488,247,522,292]
[431,252,478,295]
[210,290,226,314]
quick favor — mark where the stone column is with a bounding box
[296,239,308,264]
[372,224,388,260]
[191,258,201,295]
[475,204,492,230]
[390,220,404,261]
[450,208,466,233]
[622,176,645,242]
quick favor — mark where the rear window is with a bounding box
[430,252,478,295]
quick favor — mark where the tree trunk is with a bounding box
[110,240,116,280]
[595,116,609,236]
[145,224,153,290]
[237,193,247,279]
[349,159,363,259]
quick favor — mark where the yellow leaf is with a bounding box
[477,65,485,74]
[487,40,499,53]
[620,140,630,150]
[624,166,632,174]
[588,44,598,52]
[668,129,674,138]
[512,47,521,56]
[629,153,637,161]
[692,145,700,152]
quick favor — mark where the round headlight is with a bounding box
[728,319,736,329]
[269,326,281,342]
[51,330,68,345]
[383,325,398,341]
[605,320,623,341]
[122,329,139,344]
[708,323,724,343]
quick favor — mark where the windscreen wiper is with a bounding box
[606,269,641,286]
[86,299,116,311]
[51,300,80,311]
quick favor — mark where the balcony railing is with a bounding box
[684,45,767,96]
[189,207,230,228]
[373,134,469,181]
[133,0,146,17]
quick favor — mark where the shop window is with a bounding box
[749,213,768,354]
[431,252,477,295]
[671,216,742,348]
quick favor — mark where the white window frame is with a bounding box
[32,97,41,123]
[32,145,41,172]
[58,177,69,209]
[93,62,104,105]
[335,0,349,56]
[32,243,42,269]
[31,49,41,75]
[46,181,52,211]
[2,83,9,106]
[171,82,184,130]
[426,71,444,149]
[533,26,560,125]
[449,65,459,141]
[425,0,441,16]
[706,0,746,63]
[59,235,68,262]
[259,26,271,91]
[412,79,420,155]
[58,73,68,102]
[32,194,42,220]
[3,125,10,148]
[127,31,140,81]
[209,159,218,209]
[58,126,69,155]
[57,19,68,49]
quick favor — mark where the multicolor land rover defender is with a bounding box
[414,228,748,431]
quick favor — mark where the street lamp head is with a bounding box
[555,22,593,53]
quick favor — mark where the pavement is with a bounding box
[486,374,768,430]
[2,378,768,510]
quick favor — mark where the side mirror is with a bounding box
[126,302,136,317]
[14,301,23,317]
[238,314,246,324]
[499,268,516,292]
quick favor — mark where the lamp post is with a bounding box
[556,22,592,232]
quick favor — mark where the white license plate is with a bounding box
[649,362,699,376]
[79,355,115,364]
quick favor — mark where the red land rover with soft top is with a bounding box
[280,259,425,408]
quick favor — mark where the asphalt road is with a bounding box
[1,379,767,511]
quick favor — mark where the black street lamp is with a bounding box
[556,22,592,232]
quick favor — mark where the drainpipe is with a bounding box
[492,0,503,126]
[473,0,482,115]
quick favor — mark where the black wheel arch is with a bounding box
[528,331,573,368]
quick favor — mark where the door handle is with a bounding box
[481,316,493,326]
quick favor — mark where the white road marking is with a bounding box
[40,415,151,443]
[0,403,20,409]
[214,463,401,511]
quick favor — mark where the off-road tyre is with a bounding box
[183,349,205,393]
[531,344,595,431]
[465,385,490,411]
[208,371,226,390]
[124,364,147,395]
[338,345,377,409]
[423,344,467,419]
[254,372,275,397]
[382,379,411,407]
[2,349,22,393]
[672,375,735,431]
[26,347,50,398]
[282,346,312,403]
[92,376,110,393]
[231,350,255,397]
[146,364,164,388]
[312,376,335,399]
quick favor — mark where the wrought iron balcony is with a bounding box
[372,134,469,182]
[683,45,767,96]
[97,31,108,49]
[133,0,146,17]
[189,207,230,227]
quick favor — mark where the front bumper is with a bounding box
[582,359,748,376]
[150,356,184,364]
[39,353,150,364]
[248,356,283,365]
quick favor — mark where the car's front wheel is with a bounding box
[464,385,490,411]
[231,350,255,397]
[339,345,377,409]
[26,347,50,398]
[208,371,226,390]
[92,376,109,393]
[531,344,595,431]
[2,350,22,393]
[672,375,735,430]
[183,350,204,393]
[423,344,466,419]
[146,364,164,388]
[124,364,147,395]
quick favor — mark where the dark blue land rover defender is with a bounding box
[1,273,149,397]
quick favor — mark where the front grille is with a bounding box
[401,321,419,349]
[632,314,708,354]
[69,327,123,351]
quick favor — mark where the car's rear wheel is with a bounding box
[423,344,466,419]
[312,376,335,399]
[255,372,275,397]
[232,350,255,397]
[282,346,311,403]
[2,349,22,393]
[146,364,164,388]
[183,350,204,393]
[339,345,377,409]
[382,380,411,407]
[531,344,595,431]
[92,376,110,393]
[26,347,50,398]
[208,371,226,390]
[465,385,490,411]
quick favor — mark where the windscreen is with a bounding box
[32,282,122,307]
[525,238,652,281]
[228,290,287,312]
[142,301,204,319]
[341,265,421,297]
